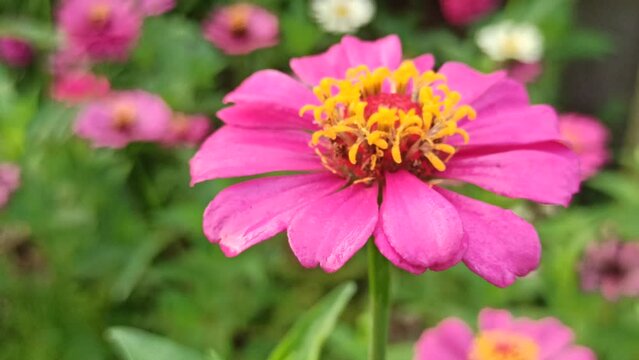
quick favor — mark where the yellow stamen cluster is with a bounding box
[470,331,540,360]
[227,4,251,36]
[300,60,476,183]
[112,103,137,131]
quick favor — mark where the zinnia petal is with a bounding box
[378,171,465,270]
[442,142,580,206]
[374,217,427,274]
[203,173,345,257]
[414,318,474,360]
[190,127,322,184]
[288,184,378,272]
[439,62,506,105]
[438,189,541,287]
[551,346,597,360]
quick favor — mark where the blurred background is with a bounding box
[1,0,639,359]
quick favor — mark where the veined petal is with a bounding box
[288,184,378,272]
[415,319,474,360]
[551,346,597,360]
[224,69,317,107]
[438,189,541,287]
[442,142,580,206]
[449,105,561,147]
[374,218,427,274]
[203,173,345,257]
[290,35,403,85]
[190,126,322,184]
[412,54,435,72]
[439,61,506,106]
[379,171,465,270]
[217,103,317,131]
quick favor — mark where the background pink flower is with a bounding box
[580,239,639,301]
[135,0,175,16]
[0,37,34,67]
[162,114,212,147]
[58,0,142,61]
[190,35,580,287]
[440,0,499,26]
[0,163,21,209]
[559,113,610,180]
[415,309,596,360]
[74,90,171,148]
[202,3,279,55]
[51,71,111,104]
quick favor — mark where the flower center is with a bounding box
[469,331,540,360]
[88,3,112,27]
[334,4,350,18]
[112,103,137,131]
[301,61,476,184]
[227,4,250,38]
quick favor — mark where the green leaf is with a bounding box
[106,326,211,360]
[268,282,357,360]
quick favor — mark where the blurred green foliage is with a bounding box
[1,0,638,359]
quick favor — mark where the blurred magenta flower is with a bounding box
[580,240,639,301]
[440,0,499,26]
[415,309,596,360]
[508,61,543,84]
[559,114,610,180]
[74,90,171,148]
[58,0,142,61]
[0,163,21,209]
[190,35,580,285]
[0,37,34,67]
[135,0,175,16]
[162,113,212,147]
[311,0,375,34]
[202,3,278,55]
[51,71,111,104]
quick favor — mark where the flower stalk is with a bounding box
[368,240,390,360]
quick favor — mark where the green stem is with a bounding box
[368,240,390,360]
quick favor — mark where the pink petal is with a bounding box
[442,142,580,206]
[471,78,530,116]
[551,346,597,360]
[288,184,378,272]
[217,103,317,131]
[203,173,345,257]
[478,309,514,331]
[378,171,465,270]
[374,217,427,274]
[449,105,561,147]
[438,189,541,287]
[224,69,316,108]
[414,318,474,360]
[290,35,402,85]
[439,62,506,106]
[189,126,322,185]
[511,317,575,359]
[412,54,435,72]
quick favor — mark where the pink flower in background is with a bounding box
[415,309,596,360]
[0,37,33,67]
[508,61,543,84]
[0,163,21,209]
[203,3,279,55]
[191,35,580,286]
[135,0,175,16]
[580,240,639,301]
[440,0,499,26]
[162,114,212,147]
[559,114,610,180]
[51,71,111,104]
[74,90,171,148]
[58,0,142,61]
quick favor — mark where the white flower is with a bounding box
[311,0,375,34]
[476,21,544,63]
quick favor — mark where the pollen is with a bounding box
[112,102,137,131]
[301,60,476,183]
[227,4,251,37]
[469,331,540,360]
[88,3,112,27]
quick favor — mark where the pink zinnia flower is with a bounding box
[415,309,596,360]
[0,163,21,209]
[559,114,610,180]
[580,239,639,301]
[439,0,499,26]
[74,90,171,148]
[0,37,34,67]
[508,61,543,84]
[202,3,279,55]
[190,35,580,286]
[162,113,212,147]
[58,0,142,61]
[51,71,111,104]
[135,0,175,16]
